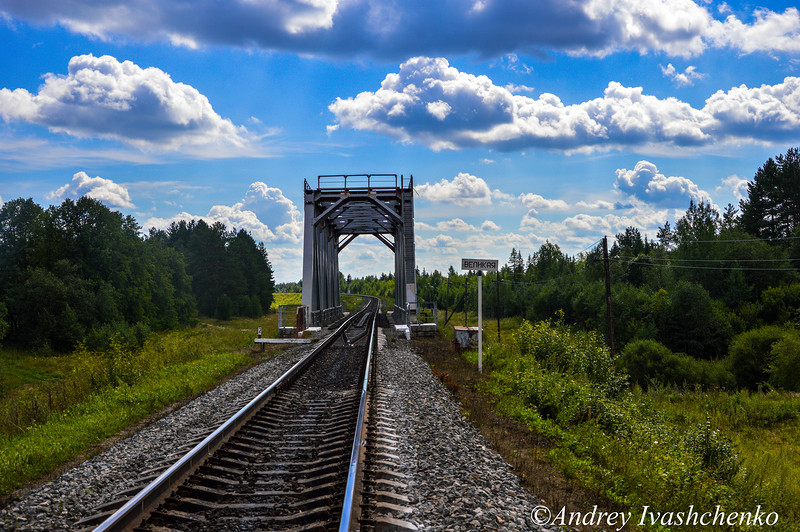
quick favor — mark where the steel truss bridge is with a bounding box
[302,174,416,325]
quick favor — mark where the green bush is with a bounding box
[769,333,800,391]
[658,281,733,359]
[728,326,787,390]
[683,417,740,482]
[620,339,735,390]
[511,316,616,387]
[760,283,800,324]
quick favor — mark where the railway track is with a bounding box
[82,298,380,531]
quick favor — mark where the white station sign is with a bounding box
[461,258,499,272]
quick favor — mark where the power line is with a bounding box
[610,258,798,272]
[576,237,603,256]
[667,235,800,244]
[614,255,799,263]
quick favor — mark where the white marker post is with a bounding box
[461,258,499,373]
[477,270,482,372]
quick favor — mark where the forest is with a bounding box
[348,147,800,392]
[0,197,274,352]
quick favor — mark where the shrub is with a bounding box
[512,316,615,386]
[683,417,740,482]
[620,339,734,390]
[620,339,673,389]
[728,326,787,390]
[760,283,800,324]
[769,333,800,391]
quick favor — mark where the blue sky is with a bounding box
[1,1,799,282]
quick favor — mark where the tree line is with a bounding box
[0,197,274,352]
[349,147,800,391]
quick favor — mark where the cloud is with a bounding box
[3,1,798,58]
[575,199,622,210]
[0,54,256,154]
[330,57,800,153]
[707,7,800,54]
[520,205,677,244]
[518,193,570,214]
[614,160,714,207]
[46,171,134,208]
[0,194,3,209]
[143,181,302,244]
[415,172,493,206]
[661,63,705,87]
[718,174,750,201]
[416,217,501,233]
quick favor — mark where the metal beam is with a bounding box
[373,233,394,252]
[338,234,358,252]
[367,195,403,225]
[314,194,350,226]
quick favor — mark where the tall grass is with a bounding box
[0,314,277,496]
[471,317,799,531]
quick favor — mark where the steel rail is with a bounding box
[338,300,378,531]
[93,299,372,532]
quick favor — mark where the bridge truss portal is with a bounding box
[302,174,416,325]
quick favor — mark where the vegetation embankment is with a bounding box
[419,316,800,531]
[0,315,281,499]
[0,194,281,499]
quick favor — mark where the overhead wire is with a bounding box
[614,255,799,263]
[610,258,798,272]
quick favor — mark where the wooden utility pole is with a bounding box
[463,276,468,326]
[444,277,450,320]
[602,236,616,359]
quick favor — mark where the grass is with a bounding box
[648,388,800,524]
[271,292,302,310]
[0,313,282,499]
[420,316,800,531]
[415,335,621,532]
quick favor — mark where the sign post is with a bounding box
[461,258,498,373]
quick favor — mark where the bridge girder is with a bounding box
[302,174,416,320]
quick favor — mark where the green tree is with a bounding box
[215,293,233,320]
[740,147,800,240]
[658,281,732,359]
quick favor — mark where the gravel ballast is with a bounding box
[373,332,562,532]
[1,331,562,531]
[0,344,313,531]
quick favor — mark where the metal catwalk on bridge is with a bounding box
[302,174,416,324]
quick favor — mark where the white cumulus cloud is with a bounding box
[143,182,302,244]
[614,160,714,207]
[330,57,800,153]
[415,172,493,206]
[518,193,570,214]
[0,54,255,154]
[661,63,705,87]
[46,171,134,208]
[707,7,800,54]
[718,174,750,201]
